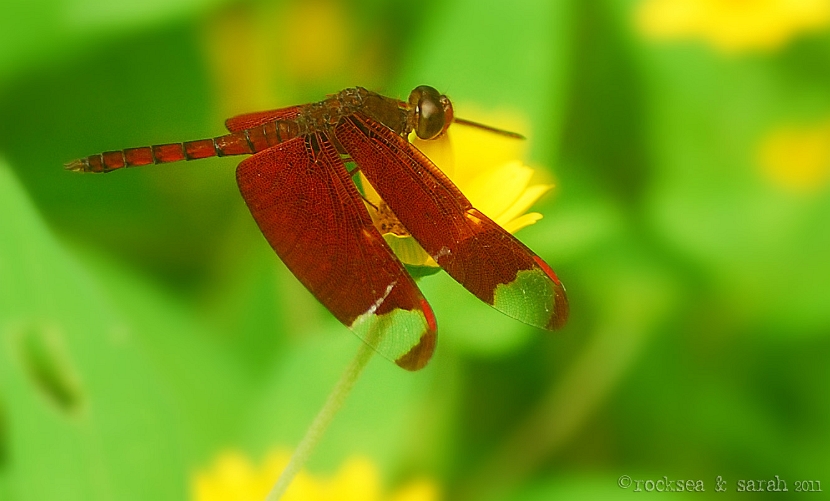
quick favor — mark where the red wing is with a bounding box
[335,115,568,330]
[225,106,302,132]
[236,133,436,370]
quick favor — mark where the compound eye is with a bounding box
[409,85,448,139]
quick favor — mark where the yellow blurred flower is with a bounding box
[363,116,553,268]
[635,0,830,53]
[277,0,351,81]
[193,449,440,501]
[758,119,830,193]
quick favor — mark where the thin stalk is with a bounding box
[265,340,375,501]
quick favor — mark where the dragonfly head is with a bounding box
[409,85,453,140]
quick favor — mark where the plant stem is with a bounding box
[265,341,375,501]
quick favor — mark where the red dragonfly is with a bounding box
[66,85,568,370]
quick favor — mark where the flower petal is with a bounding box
[410,132,455,178]
[501,212,545,234]
[463,160,534,218]
[495,182,553,227]
[383,233,435,267]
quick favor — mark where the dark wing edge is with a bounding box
[225,106,303,133]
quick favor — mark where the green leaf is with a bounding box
[0,160,251,500]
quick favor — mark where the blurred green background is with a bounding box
[2,0,829,499]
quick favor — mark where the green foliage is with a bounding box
[1,0,829,500]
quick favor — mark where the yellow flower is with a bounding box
[757,119,830,193]
[362,115,554,269]
[192,449,440,501]
[635,0,830,53]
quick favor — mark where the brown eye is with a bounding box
[409,85,448,140]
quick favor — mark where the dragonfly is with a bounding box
[66,85,569,370]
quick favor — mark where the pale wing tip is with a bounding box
[547,280,570,331]
[350,299,438,371]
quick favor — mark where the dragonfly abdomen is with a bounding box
[65,119,303,173]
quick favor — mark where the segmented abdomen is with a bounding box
[65,119,303,173]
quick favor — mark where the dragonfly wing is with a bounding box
[236,133,437,370]
[225,106,302,132]
[335,115,568,330]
